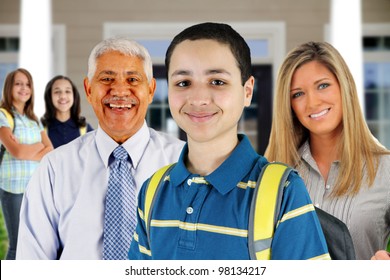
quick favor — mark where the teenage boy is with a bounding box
[128,22,330,260]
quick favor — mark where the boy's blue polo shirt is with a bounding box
[129,135,330,260]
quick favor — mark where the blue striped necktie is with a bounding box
[103,145,137,260]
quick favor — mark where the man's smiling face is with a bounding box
[84,51,156,143]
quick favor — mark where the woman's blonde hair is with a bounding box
[265,41,388,196]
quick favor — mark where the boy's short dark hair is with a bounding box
[165,22,252,85]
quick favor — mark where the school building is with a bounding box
[0,0,389,153]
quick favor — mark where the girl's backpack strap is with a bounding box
[0,108,15,165]
[0,108,14,131]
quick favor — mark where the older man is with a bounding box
[16,37,184,259]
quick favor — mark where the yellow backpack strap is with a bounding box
[248,162,294,260]
[0,108,14,131]
[0,108,15,165]
[79,126,87,135]
[144,163,176,245]
[44,125,86,135]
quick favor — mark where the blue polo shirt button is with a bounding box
[186,207,194,214]
[187,179,192,186]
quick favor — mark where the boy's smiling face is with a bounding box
[168,39,254,145]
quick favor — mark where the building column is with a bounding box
[330,0,364,114]
[19,0,52,118]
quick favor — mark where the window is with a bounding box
[363,25,390,149]
[0,24,66,99]
[363,36,390,51]
[0,37,19,52]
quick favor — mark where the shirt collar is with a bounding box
[11,107,22,117]
[298,140,311,163]
[121,121,150,169]
[96,126,119,168]
[96,120,150,169]
[52,118,77,128]
[299,139,340,168]
[170,134,260,195]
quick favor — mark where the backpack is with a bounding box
[0,108,15,165]
[144,161,356,260]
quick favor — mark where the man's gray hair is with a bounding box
[87,37,153,82]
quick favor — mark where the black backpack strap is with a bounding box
[0,145,6,165]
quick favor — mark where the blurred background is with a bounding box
[0,0,389,259]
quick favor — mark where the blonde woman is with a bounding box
[265,41,390,260]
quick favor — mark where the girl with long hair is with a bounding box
[0,68,53,259]
[41,75,93,148]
